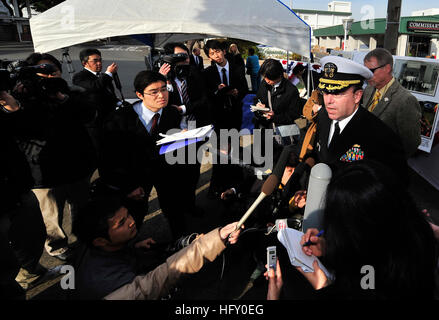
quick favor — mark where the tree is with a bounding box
[1,0,65,17]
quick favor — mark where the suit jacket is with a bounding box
[99,103,181,194]
[254,78,301,128]
[314,106,407,181]
[189,54,204,71]
[203,61,249,130]
[168,66,210,127]
[72,69,120,125]
[362,80,421,158]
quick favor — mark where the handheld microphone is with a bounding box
[235,174,279,230]
[302,163,332,232]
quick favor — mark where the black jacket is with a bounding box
[72,69,120,125]
[203,61,248,131]
[0,112,34,212]
[254,78,301,128]
[314,106,407,182]
[168,66,210,127]
[99,103,182,194]
[10,92,97,188]
[189,54,204,72]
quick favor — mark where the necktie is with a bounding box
[368,90,381,112]
[330,121,340,148]
[180,80,190,105]
[221,68,228,86]
[150,113,160,136]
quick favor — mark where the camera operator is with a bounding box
[158,42,210,217]
[0,89,48,296]
[158,42,209,128]
[6,53,97,262]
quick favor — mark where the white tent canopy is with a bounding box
[30,0,311,57]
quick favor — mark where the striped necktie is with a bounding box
[180,80,190,105]
[368,90,381,112]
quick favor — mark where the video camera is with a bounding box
[145,49,191,80]
[0,60,69,98]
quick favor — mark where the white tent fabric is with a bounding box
[30,0,311,57]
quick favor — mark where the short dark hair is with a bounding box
[293,64,306,75]
[203,39,224,56]
[79,48,102,64]
[164,42,189,55]
[25,52,62,73]
[73,195,125,246]
[364,48,393,72]
[133,70,167,94]
[259,58,284,81]
[248,48,255,55]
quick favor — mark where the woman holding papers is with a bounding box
[267,161,437,300]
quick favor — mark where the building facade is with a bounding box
[314,14,439,58]
[293,1,352,46]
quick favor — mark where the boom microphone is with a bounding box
[235,174,280,230]
[272,144,296,180]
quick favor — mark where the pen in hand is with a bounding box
[302,230,324,247]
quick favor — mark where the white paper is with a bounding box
[156,124,214,145]
[277,228,332,280]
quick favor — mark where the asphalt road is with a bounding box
[1,41,439,301]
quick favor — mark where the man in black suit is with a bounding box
[292,56,407,209]
[312,56,406,179]
[203,40,249,196]
[99,71,187,239]
[189,47,204,72]
[203,39,248,131]
[158,42,209,216]
[72,48,122,151]
[160,42,209,128]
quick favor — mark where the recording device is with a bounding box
[0,61,68,97]
[266,246,277,271]
[152,51,191,80]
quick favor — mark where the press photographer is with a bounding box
[3,53,97,263]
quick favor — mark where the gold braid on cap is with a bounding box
[319,78,361,91]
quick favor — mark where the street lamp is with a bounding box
[342,18,354,51]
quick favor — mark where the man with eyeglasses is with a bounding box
[73,48,122,153]
[99,71,188,240]
[363,48,421,157]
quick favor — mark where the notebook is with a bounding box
[277,228,333,279]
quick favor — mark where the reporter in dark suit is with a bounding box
[73,49,121,152]
[99,71,186,239]
[159,42,209,216]
[203,39,248,131]
[203,40,249,195]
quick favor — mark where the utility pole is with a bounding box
[384,0,401,55]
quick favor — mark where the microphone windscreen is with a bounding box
[261,174,279,196]
[272,145,296,179]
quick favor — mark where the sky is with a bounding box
[289,0,437,21]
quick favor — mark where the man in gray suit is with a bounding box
[363,48,421,158]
